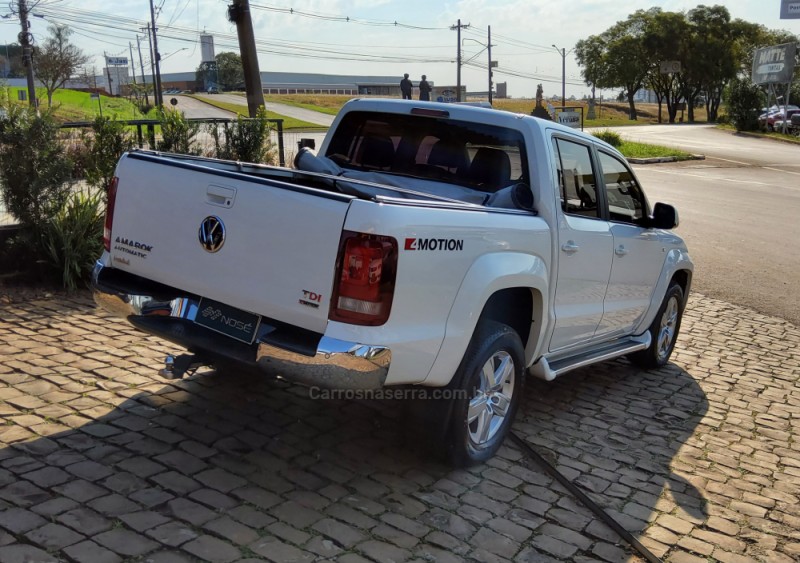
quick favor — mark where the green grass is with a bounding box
[618,140,693,159]
[0,87,154,122]
[188,95,324,129]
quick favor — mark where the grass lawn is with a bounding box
[617,141,693,159]
[189,95,323,130]
[1,87,154,122]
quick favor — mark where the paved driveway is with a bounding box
[0,292,798,562]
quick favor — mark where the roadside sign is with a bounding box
[17,90,26,101]
[660,61,681,74]
[557,111,581,128]
[436,88,458,103]
[90,92,99,100]
[170,98,178,106]
[780,0,800,19]
[752,43,796,84]
[105,56,128,66]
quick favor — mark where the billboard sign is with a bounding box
[659,61,681,74]
[557,111,581,128]
[780,0,800,19]
[106,56,128,66]
[435,88,458,103]
[751,43,796,84]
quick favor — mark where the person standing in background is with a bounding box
[400,74,412,99]
[419,75,431,101]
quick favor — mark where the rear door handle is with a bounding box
[561,241,579,254]
[615,245,628,256]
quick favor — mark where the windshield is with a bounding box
[325,111,529,194]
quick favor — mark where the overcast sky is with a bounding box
[1,0,798,98]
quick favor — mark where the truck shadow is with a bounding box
[0,298,708,560]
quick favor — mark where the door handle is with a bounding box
[615,245,628,256]
[561,241,579,254]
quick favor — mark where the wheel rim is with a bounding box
[656,296,680,362]
[467,350,515,447]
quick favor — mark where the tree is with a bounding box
[1,44,24,78]
[215,52,244,91]
[575,13,651,120]
[32,25,88,107]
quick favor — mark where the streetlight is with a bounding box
[552,44,567,109]
[462,26,496,105]
[160,47,188,62]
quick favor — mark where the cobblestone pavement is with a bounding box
[0,291,798,563]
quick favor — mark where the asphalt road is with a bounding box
[610,125,800,325]
[196,93,336,127]
[168,95,236,119]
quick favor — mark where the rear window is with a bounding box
[325,111,528,193]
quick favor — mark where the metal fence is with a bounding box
[59,117,287,167]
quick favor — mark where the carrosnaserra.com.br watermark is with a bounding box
[308,387,470,401]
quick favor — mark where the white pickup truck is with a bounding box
[93,99,693,465]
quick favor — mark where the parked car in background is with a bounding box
[758,105,800,130]
[207,87,219,94]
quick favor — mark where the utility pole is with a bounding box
[450,19,469,102]
[229,0,264,117]
[136,35,150,106]
[104,51,113,95]
[143,26,158,106]
[149,0,163,108]
[16,0,36,108]
[552,45,566,109]
[129,42,137,89]
[487,26,493,106]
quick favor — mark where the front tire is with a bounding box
[629,282,685,369]
[447,320,524,466]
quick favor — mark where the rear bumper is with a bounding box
[92,260,391,389]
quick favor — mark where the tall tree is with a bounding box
[641,9,691,123]
[575,13,651,120]
[215,52,244,91]
[32,25,88,107]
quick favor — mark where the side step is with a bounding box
[528,333,651,381]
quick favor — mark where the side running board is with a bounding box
[528,333,651,381]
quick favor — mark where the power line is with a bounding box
[248,2,449,30]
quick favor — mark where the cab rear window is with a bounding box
[326,111,528,193]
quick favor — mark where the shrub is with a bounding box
[209,107,277,164]
[593,129,622,147]
[724,78,765,132]
[0,105,74,229]
[41,187,104,290]
[84,116,134,190]
[158,108,201,155]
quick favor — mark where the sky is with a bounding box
[1,0,798,99]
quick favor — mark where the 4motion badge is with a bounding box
[199,216,225,253]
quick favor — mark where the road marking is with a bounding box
[706,156,752,166]
[764,166,800,177]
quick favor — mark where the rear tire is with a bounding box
[446,320,525,466]
[629,282,685,369]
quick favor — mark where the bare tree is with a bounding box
[33,25,89,107]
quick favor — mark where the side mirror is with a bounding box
[651,202,679,229]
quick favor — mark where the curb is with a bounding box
[627,154,705,164]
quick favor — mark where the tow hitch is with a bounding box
[159,354,209,379]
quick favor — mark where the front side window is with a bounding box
[598,151,647,224]
[552,137,601,219]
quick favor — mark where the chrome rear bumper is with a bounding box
[92,261,391,389]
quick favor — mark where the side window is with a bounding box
[598,152,647,224]
[553,138,601,219]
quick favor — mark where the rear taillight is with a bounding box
[330,232,397,326]
[103,176,119,252]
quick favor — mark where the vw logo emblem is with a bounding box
[199,216,225,253]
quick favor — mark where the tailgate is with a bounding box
[109,154,352,334]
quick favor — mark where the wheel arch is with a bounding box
[423,252,548,387]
